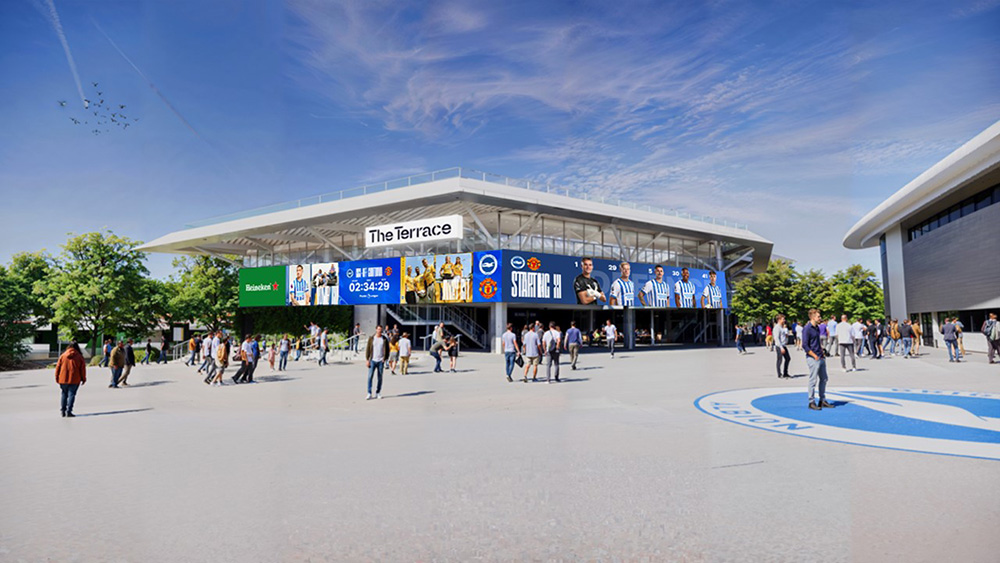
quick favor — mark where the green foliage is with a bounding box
[8,251,55,323]
[822,265,885,321]
[0,266,36,368]
[732,260,884,324]
[35,232,155,354]
[169,256,240,332]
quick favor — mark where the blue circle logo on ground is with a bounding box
[479,253,498,276]
[695,387,1000,461]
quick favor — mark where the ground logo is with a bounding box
[695,387,1000,461]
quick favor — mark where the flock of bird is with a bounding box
[59,82,139,135]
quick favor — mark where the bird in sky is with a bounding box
[119,104,126,109]
[92,82,98,87]
[57,100,67,107]
[70,117,79,124]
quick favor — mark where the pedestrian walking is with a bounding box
[735,325,747,354]
[185,335,198,366]
[429,338,445,373]
[232,335,253,383]
[365,325,390,399]
[445,336,459,372]
[398,333,412,374]
[899,319,915,358]
[851,319,866,357]
[121,339,136,386]
[522,325,541,382]
[774,315,790,378]
[501,324,520,382]
[318,329,329,366]
[795,322,804,351]
[209,335,229,386]
[157,337,169,364]
[870,320,884,359]
[267,342,276,370]
[942,318,961,362]
[109,340,125,388]
[203,331,221,384]
[838,314,857,371]
[388,335,400,374]
[803,309,832,410]
[955,318,966,360]
[351,323,362,353]
[197,336,213,374]
[911,320,923,356]
[565,321,582,370]
[982,313,1000,364]
[827,316,840,357]
[765,323,774,351]
[889,320,901,356]
[142,338,152,364]
[543,322,562,383]
[604,319,618,358]
[99,338,112,368]
[294,337,303,361]
[55,341,86,417]
[278,335,290,371]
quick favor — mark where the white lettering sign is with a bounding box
[365,215,463,248]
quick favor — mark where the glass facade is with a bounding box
[907,182,1000,241]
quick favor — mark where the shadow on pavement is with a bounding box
[77,408,154,417]
[124,380,171,388]
[0,384,45,391]
[387,390,435,399]
[552,378,590,383]
[254,375,298,384]
[572,366,603,371]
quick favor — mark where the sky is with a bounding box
[1,0,998,281]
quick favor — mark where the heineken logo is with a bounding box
[245,283,279,292]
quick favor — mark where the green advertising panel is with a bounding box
[239,266,287,307]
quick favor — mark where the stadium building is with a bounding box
[140,168,773,352]
[844,120,1000,353]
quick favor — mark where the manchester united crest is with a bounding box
[526,257,541,271]
[479,277,498,299]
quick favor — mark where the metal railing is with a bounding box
[386,304,487,349]
[183,167,750,231]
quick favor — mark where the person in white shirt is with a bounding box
[851,320,866,357]
[318,329,328,366]
[795,323,804,351]
[838,314,856,371]
[278,334,290,371]
[521,326,541,382]
[501,324,520,382]
[827,317,839,356]
[604,319,618,358]
[639,265,670,308]
[542,322,562,383]
[774,315,791,378]
[398,332,412,375]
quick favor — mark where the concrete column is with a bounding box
[490,302,507,354]
[624,308,635,349]
[931,312,941,349]
[884,225,908,321]
[353,305,379,335]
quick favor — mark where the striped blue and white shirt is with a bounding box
[703,283,722,307]
[290,278,308,303]
[675,280,696,307]
[641,279,671,307]
[611,278,634,307]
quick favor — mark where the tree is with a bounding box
[731,259,800,324]
[0,266,35,368]
[36,232,154,354]
[8,251,54,323]
[168,256,240,332]
[792,269,832,322]
[823,265,884,321]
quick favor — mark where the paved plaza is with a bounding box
[2,344,998,562]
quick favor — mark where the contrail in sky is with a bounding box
[92,19,205,141]
[91,19,237,176]
[39,0,87,108]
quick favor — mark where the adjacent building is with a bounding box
[843,120,1000,353]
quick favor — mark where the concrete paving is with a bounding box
[1,344,998,562]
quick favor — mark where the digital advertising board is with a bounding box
[237,250,727,309]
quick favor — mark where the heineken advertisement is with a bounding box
[238,251,728,309]
[238,266,286,307]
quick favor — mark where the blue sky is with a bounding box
[1,0,998,280]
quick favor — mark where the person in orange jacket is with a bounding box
[55,342,87,417]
